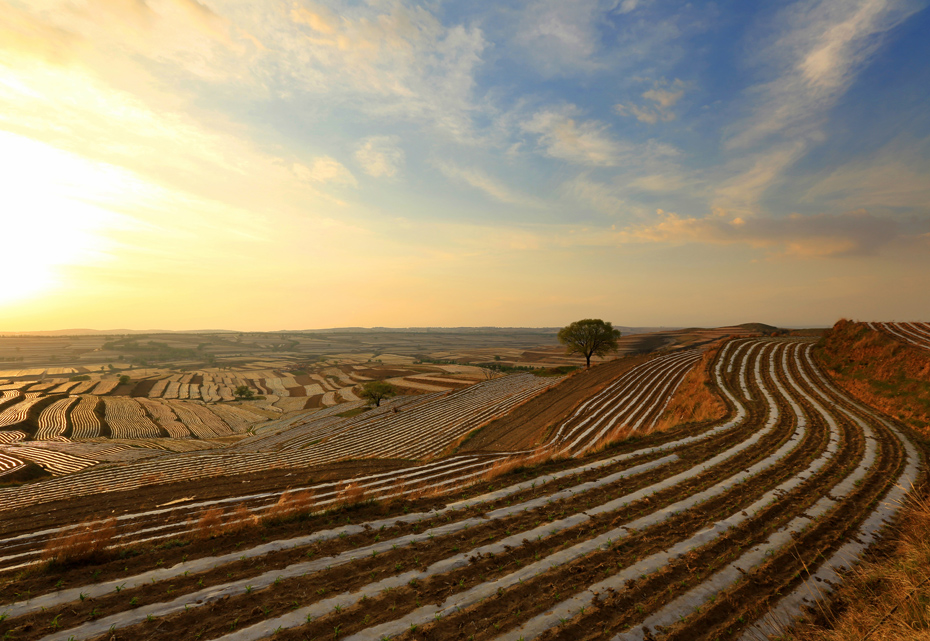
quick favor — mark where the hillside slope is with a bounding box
[815,319,930,435]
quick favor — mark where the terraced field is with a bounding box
[0,337,920,641]
[868,320,930,351]
[34,396,77,440]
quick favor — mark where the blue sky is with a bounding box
[1,0,929,330]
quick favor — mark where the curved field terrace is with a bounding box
[0,334,921,641]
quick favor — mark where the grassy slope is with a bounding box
[815,319,930,434]
[790,320,930,640]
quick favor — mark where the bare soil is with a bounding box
[457,354,652,452]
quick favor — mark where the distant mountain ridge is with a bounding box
[2,324,784,337]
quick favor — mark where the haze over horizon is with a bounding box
[2,0,929,331]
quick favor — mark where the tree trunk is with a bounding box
[585,353,592,368]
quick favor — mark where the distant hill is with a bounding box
[4,325,687,337]
[5,324,799,337]
[0,328,238,336]
[733,322,780,332]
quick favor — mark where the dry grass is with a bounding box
[338,482,367,507]
[787,490,930,641]
[652,344,727,432]
[42,518,117,566]
[479,447,563,484]
[817,320,930,435]
[193,507,224,540]
[382,480,408,510]
[263,490,315,523]
[586,421,651,455]
[223,504,259,533]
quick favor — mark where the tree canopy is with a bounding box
[557,319,621,368]
[360,381,396,407]
[234,384,255,400]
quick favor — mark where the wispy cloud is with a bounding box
[513,0,603,76]
[562,175,626,215]
[621,208,917,258]
[285,1,488,142]
[712,141,808,214]
[354,136,405,178]
[522,107,628,166]
[615,79,685,124]
[293,157,357,187]
[726,0,922,150]
[437,161,544,208]
[802,137,930,210]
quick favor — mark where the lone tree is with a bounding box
[234,385,255,400]
[360,381,396,407]
[557,318,621,368]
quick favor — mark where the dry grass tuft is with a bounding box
[263,490,315,523]
[42,518,117,566]
[338,482,367,507]
[224,504,258,533]
[193,507,225,540]
[787,491,930,641]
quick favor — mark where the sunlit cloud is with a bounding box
[615,79,685,124]
[619,208,917,258]
[522,107,627,166]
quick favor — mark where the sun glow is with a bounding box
[0,131,131,305]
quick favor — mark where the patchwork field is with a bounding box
[0,322,923,641]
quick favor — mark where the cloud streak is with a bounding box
[622,208,915,258]
[437,161,544,208]
[726,0,922,150]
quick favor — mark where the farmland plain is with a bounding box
[0,321,924,641]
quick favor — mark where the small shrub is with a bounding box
[194,508,224,540]
[42,519,117,566]
[263,490,315,524]
[224,504,259,534]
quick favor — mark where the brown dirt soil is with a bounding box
[0,459,414,539]
[456,354,653,453]
[0,463,51,487]
[4,373,786,640]
[0,409,745,610]
[9,341,908,641]
[130,379,157,397]
[109,383,135,397]
[353,368,417,379]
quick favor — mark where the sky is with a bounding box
[1,0,929,331]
